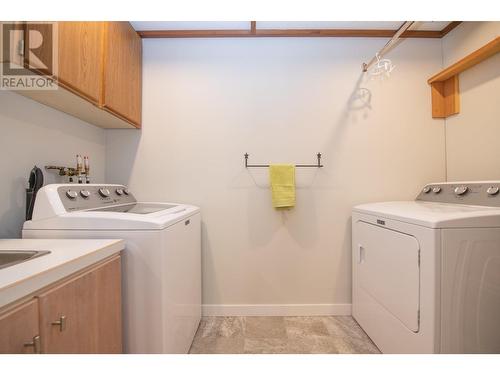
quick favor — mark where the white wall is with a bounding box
[106,36,445,310]
[1,22,496,311]
[0,91,106,238]
[442,22,500,180]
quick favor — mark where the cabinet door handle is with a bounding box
[24,335,41,353]
[52,315,67,332]
[358,244,366,264]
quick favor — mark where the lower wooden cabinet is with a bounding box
[0,299,40,354]
[0,255,122,354]
[93,255,122,353]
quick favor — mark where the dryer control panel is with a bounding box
[416,181,500,207]
[57,184,137,212]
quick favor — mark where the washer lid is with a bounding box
[88,203,178,214]
[23,203,200,231]
[353,201,500,228]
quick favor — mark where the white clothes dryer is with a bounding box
[352,181,500,353]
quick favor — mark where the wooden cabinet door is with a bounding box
[38,264,96,353]
[103,22,142,127]
[94,255,122,353]
[0,299,40,354]
[57,22,105,104]
[38,256,122,353]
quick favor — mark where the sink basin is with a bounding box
[0,250,51,270]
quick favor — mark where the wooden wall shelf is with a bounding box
[428,36,500,119]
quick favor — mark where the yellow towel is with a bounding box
[269,164,296,209]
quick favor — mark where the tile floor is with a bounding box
[189,316,380,354]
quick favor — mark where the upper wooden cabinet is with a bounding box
[57,22,105,104]
[17,21,142,129]
[103,22,142,127]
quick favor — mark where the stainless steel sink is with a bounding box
[0,250,51,270]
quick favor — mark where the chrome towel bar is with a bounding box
[244,153,323,168]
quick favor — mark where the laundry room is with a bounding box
[1,1,500,373]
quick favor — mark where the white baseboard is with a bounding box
[202,304,352,317]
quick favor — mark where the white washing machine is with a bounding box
[23,184,201,354]
[352,181,500,354]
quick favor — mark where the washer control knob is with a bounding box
[454,186,468,196]
[432,187,441,194]
[422,186,431,194]
[123,189,130,196]
[487,186,499,196]
[66,190,78,200]
[115,188,124,196]
[98,188,110,198]
[80,190,91,199]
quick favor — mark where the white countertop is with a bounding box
[0,239,125,308]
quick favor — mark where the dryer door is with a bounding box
[356,221,420,332]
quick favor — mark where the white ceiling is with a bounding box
[131,21,453,31]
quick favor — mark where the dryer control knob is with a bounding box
[66,190,78,200]
[115,188,124,196]
[422,186,431,194]
[432,187,441,194]
[487,186,499,196]
[454,186,468,196]
[80,190,91,199]
[98,188,110,198]
[123,189,130,195]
